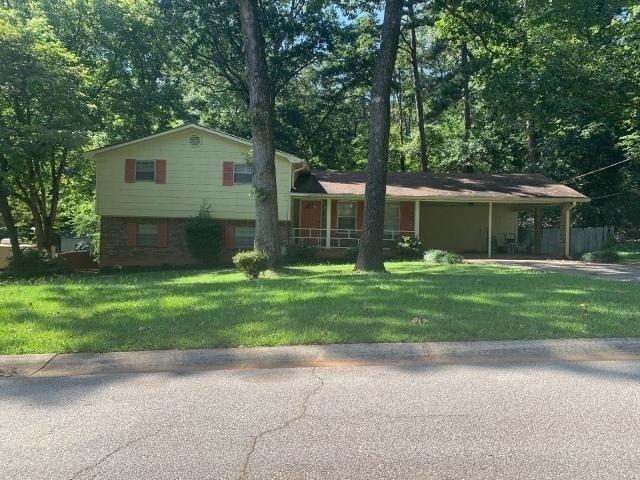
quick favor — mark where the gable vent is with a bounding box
[188,134,202,147]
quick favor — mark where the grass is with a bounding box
[616,242,640,264]
[1,261,639,355]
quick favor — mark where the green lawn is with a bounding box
[1,262,639,355]
[617,243,640,264]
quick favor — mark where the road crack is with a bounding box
[67,427,165,479]
[237,367,325,480]
[29,353,59,376]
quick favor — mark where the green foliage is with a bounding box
[392,236,426,260]
[423,249,464,264]
[284,244,318,265]
[185,203,224,264]
[70,199,101,256]
[232,250,269,278]
[4,249,72,279]
[580,250,621,264]
[344,247,360,263]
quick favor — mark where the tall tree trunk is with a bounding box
[0,187,21,259]
[408,2,428,172]
[461,42,472,138]
[395,72,406,172]
[237,0,280,268]
[0,153,21,259]
[355,0,403,272]
[526,116,539,172]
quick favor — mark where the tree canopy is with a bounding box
[0,0,638,253]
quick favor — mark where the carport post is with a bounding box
[326,198,332,248]
[488,201,493,258]
[414,200,420,239]
[560,202,575,259]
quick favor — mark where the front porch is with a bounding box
[290,198,417,251]
[290,197,576,258]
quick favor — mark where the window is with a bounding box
[337,202,356,230]
[235,226,255,249]
[233,163,252,184]
[384,203,400,231]
[137,224,158,247]
[135,160,155,181]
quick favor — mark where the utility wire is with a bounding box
[573,158,632,180]
[590,192,629,201]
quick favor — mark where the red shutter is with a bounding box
[223,162,234,186]
[127,223,137,246]
[224,224,235,249]
[157,223,168,248]
[399,202,414,232]
[155,160,166,184]
[125,159,135,183]
[331,200,338,230]
[356,200,365,230]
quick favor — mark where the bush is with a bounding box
[392,236,425,260]
[423,249,464,264]
[344,246,359,263]
[233,250,269,278]
[186,202,224,263]
[4,249,72,279]
[284,244,318,265]
[581,250,620,263]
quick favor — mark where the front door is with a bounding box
[299,200,323,246]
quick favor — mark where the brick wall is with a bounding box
[100,216,290,267]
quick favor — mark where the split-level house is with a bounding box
[83,124,589,266]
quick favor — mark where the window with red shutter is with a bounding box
[223,162,234,186]
[155,160,166,184]
[126,223,137,246]
[156,223,168,247]
[224,224,235,249]
[125,159,135,183]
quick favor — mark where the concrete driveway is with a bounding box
[467,258,640,282]
[3,359,640,479]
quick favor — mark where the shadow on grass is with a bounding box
[1,263,639,358]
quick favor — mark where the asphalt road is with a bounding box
[2,360,640,479]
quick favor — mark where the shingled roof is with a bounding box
[293,171,588,201]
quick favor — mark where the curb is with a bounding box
[2,338,640,378]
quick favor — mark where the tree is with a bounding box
[236,0,280,267]
[0,7,90,255]
[0,153,20,258]
[405,0,429,171]
[355,0,403,272]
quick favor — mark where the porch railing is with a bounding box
[290,228,416,249]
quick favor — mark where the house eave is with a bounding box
[82,123,305,164]
[289,192,590,204]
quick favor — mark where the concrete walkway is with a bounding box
[2,338,640,377]
[467,258,640,282]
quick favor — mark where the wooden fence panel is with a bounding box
[541,226,614,256]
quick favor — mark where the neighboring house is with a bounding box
[83,124,589,266]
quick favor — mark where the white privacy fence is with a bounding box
[541,226,615,256]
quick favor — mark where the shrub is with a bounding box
[423,249,463,264]
[581,250,620,263]
[186,202,224,263]
[4,249,72,279]
[284,244,318,265]
[233,250,269,278]
[392,236,425,260]
[344,246,359,263]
